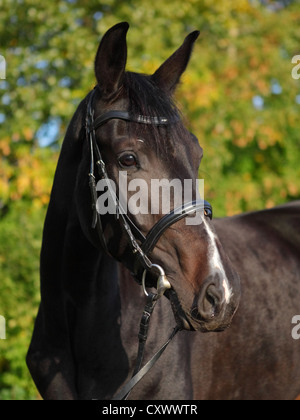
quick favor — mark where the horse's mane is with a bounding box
[123,71,186,157]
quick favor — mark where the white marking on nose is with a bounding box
[203,217,232,303]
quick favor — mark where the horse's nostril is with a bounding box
[205,289,217,318]
[203,286,218,318]
[192,284,223,322]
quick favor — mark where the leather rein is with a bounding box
[85,88,213,399]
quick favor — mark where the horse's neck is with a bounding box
[94,257,144,332]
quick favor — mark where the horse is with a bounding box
[26,22,300,400]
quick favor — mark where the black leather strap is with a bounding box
[132,200,212,280]
[112,324,180,400]
[88,110,176,133]
[141,200,212,255]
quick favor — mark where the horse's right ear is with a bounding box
[152,30,200,95]
[95,22,129,99]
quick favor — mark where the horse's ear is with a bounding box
[95,22,129,99]
[152,31,200,95]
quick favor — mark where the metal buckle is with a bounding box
[96,159,106,178]
[142,264,171,299]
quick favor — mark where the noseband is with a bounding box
[85,87,213,399]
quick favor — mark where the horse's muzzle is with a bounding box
[167,276,240,333]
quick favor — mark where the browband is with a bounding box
[87,110,179,133]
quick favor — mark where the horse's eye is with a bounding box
[118,153,138,168]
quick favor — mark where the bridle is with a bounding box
[85,87,213,399]
[86,88,213,278]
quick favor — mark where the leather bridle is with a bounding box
[86,88,213,278]
[85,87,213,399]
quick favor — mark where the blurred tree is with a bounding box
[0,0,299,399]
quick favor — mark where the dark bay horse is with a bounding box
[27,22,300,400]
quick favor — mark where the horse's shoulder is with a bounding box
[214,201,300,250]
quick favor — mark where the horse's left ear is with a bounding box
[95,22,129,99]
[152,31,200,95]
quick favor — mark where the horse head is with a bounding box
[77,22,241,333]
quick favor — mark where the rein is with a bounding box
[85,88,213,399]
[112,292,180,400]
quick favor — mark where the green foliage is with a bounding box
[0,0,299,399]
[0,201,44,399]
